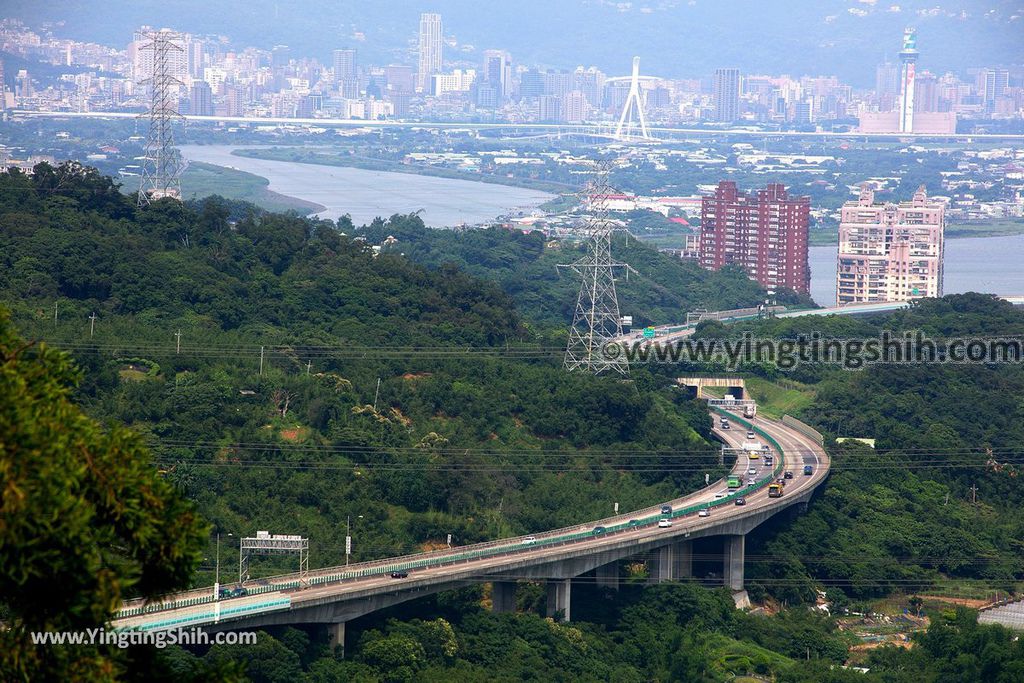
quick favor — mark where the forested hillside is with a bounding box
[0,162,723,577]
[6,163,1024,682]
[687,294,1024,604]
[355,217,808,327]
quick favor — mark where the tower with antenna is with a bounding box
[896,27,918,134]
[614,56,651,142]
[138,29,184,206]
[560,167,631,376]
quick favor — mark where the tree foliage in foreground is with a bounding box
[0,309,229,682]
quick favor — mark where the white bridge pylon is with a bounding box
[614,56,652,142]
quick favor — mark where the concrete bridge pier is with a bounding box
[546,579,572,621]
[327,621,346,657]
[724,534,745,591]
[595,562,620,590]
[649,539,693,584]
[491,581,517,614]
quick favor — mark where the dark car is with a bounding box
[784,471,794,479]
[593,526,607,535]
[218,586,248,599]
[627,519,641,528]
[803,465,813,476]
[660,505,672,515]
[390,571,409,579]
[734,497,747,506]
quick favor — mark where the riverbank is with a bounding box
[181,161,325,214]
[232,146,576,195]
[179,145,555,227]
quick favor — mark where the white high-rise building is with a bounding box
[417,13,443,93]
[836,185,945,305]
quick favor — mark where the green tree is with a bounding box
[0,309,210,682]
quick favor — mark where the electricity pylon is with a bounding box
[560,168,631,376]
[138,29,184,206]
[614,56,651,142]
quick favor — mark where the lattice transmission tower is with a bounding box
[560,168,632,376]
[138,29,184,206]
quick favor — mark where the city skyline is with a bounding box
[2,13,1022,132]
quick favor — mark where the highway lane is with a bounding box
[115,411,828,629]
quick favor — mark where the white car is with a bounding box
[747,478,756,486]
[522,536,537,545]
[698,508,710,518]
[748,468,757,475]
[714,491,725,499]
[658,519,673,528]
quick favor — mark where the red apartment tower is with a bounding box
[699,181,811,294]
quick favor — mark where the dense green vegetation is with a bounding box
[0,311,238,681]
[685,294,1024,603]
[5,162,1024,680]
[161,584,1024,683]
[355,217,809,328]
[0,162,724,579]
[181,162,325,215]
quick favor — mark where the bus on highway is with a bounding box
[728,475,741,488]
[768,483,783,498]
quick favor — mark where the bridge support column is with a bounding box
[327,621,346,657]
[674,539,693,579]
[491,581,517,614]
[595,562,619,591]
[546,579,572,621]
[724,534,745,592]
[650,539,694,583]
[649,544,674,583]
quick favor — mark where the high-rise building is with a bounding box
[333,48,358,98]
[538,94,561,122]
[712,67,741,122]
[189,80,213,116]
[417,13,443,93]
[543,70,573,98]
[915,70,939,113]
[699,181,811,294]
[875,61,899,110]
[896,27,918,133]
[519,69,544,98]
[385,65,415,94]
[562,90,588,123]
[980,67,1009,112]
[483,49,510,100]
[836,185,944,305]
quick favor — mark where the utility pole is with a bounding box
[306,360,312,376]
[88,312,97,337]
[373,377,381,411]
[259,346,265,375]
[174,330,182,354]
[54,301,58,325]
[970,483,979,504]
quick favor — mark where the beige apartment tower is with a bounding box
[836,185,944,305]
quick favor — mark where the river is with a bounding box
[181,146,1018,304]
[810,234,1024,306]
[179,145,555,228]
